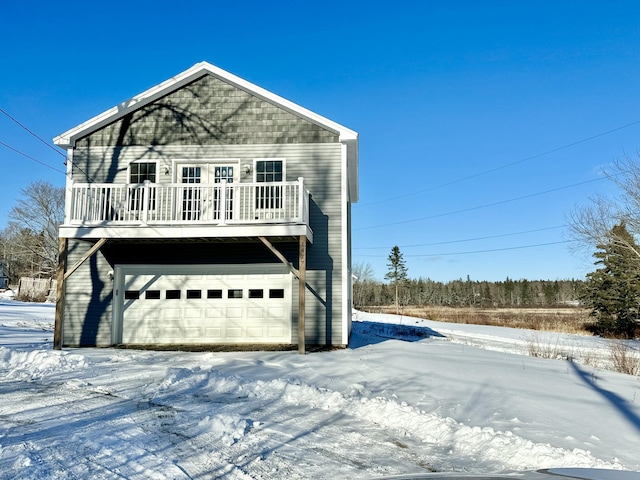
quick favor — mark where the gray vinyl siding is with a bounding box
[63,239,113,347]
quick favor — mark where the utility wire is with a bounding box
[356,176,607,231]
[359,118,640,207]
[0,107,66,158]
[0,110,96,183]
[355,240,572,258]
[0,140,67,175]
[353,225,567,250]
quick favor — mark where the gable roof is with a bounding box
[54,62,359,146]
[54,61,358,201]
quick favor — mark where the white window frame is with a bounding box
[253,158,286,183]
[127,161,158,212]
[128,161,158,184]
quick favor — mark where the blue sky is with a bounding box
[1,0,639,282]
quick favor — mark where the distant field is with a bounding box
[363,305,594,335]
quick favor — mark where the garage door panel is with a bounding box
[226,327,242,338]
[206,308,223,318]
[247,326,265,338]
[184,327,202,338]
[267,326,285,338]
[184,308,202,319]
[226,307,243,318]
[268,307,285,318]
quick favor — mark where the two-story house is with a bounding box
[53,62,358,353]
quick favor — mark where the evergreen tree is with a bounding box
[582,222,640,338]
[385,245,408,314]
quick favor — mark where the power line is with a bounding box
[356,176,606,231]
[355,240,572,258]
[0,107,66,158]
[359,118,640,207]
[353,225,567,250]
[0,110,96,183]
[0,140,67,175]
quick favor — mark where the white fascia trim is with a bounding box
[341,142,350,345]
[53,61,358,147]
[58,224,314,243]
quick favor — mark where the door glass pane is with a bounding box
[181,166,202,220]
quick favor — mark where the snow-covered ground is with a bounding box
[1,301,639,479]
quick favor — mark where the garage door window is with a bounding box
[145,290,161,299]
[166,290,181,299]
[269,289,285,298]
[249,289,264,299]
[228,289,243,299]
[125,290,140,300]
[207,289,223,299]
[187,290,202,299]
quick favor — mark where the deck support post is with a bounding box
[53,238,68,350]
[298,235,306,355]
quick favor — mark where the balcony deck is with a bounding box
[59,179,313,242]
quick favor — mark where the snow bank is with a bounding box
[0,347,86,380]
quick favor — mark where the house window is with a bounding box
[130,162,156,183]
[129,162,157,210]
[255,160,283,183]
[255,160,284,209]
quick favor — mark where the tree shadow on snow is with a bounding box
[348,320,445,349]
[569,360,640,434]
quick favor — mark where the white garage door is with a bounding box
[115,267,292,344]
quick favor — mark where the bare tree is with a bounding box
[4,181,64,278]
[352,262,375,308]
[569,154,640,270]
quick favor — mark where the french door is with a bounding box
[214,165,234,220]
[178,164,235,221]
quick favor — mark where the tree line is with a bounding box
[354,265,583,309]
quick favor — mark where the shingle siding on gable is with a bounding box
[75,74,339,147]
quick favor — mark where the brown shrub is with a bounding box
[363,305,595,335]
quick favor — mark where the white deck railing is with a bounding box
[67,178,310,226]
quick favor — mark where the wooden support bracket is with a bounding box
[258,235,307,354]
[64,238,107,281]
